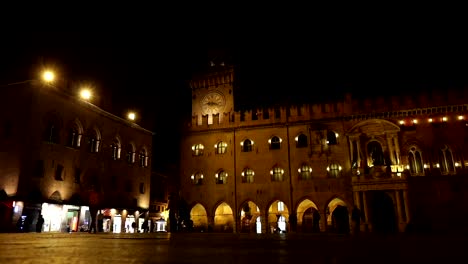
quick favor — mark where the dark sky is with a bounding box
[1,30,467,169]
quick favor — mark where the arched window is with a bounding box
[192,143,204,156]
[241,139,253,152]
[296,133,308,148]
[126,144,136,164]
[298,163,312,180]
[139,148,149,167]
[269,136,282,150]
[270,166,284,182]
[408,146,424,176]
[215,141,227,154]
[439,145,455,175]
[44,120,60,144]
[241,168,255,183]
[67,121,82,148]
[88,129,101,153]
[327,131,338,145]
[367,141,384,166]
[110,139,121,160]
[327,162,342,178]
[216,170,228,184]
[191,172,204,185]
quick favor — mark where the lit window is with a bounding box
[192,143,204,156]
[139,149,148,167]
[277,201,285,212]
[270,166,284,182]
[242,168,255,183]
[298,164,312,180]
[191,172,204,185]
[68,126,82,148]
[216,170,228,184]
[111,140,121,160]
[328,162,342,178]
[126,144,136,164]
[409,146,424,176]
[215,141,227,154]
[438,145,455,175]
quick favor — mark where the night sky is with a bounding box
[1,30,467,170]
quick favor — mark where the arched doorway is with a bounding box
[327,198,349,234]
[296,199,320,233]
[369,191,397,233]
[240,201,261,233]
[190,203,208,232]
[214,202,234,232]
[268,200,289,233]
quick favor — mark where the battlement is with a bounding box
[189,66,234,90]
[188,88,468,130]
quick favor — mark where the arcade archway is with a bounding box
[268,200,289,233]
[369,191,397,233]
[240,201,261,233]
[190,203,208,232]
[297,199,320,233]
[214,202,234,232]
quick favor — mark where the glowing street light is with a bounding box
[127,112,136,121]
[80,88,92,101]
[42,70,55,82]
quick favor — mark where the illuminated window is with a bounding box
[68,126,82,148]
[191,172,204,185]
[215,141,227,154]
[270,166,284,182]
[192,143,204,156]
[277,201,285,212]
[242,168,255,183]
[111,139,121,160]
[88,129,101,153]
[298,163,312,180]
[439,145,455,175]
[216,170,228,184]
[296,133,308,148]
[139,149,149,167]
[409,146,424,176]
[328,162,342,178]
[242,139,253,152]
[126,144,136,164]
[269,136,282,150]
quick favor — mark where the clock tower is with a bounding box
[190,58,235,125]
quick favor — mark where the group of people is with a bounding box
[16,214,44,233]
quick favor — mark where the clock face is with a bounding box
[200,91,226,114]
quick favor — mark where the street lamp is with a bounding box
[42,70,55,83]
[79,88,92,101]
[127,112,136,121]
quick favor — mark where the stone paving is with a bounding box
[0,232,466,264]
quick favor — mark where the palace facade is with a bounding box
[179,64,468,234]
[0,80,153,233]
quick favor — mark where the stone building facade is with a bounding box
[0,80,153,233]
[179,64,468,234]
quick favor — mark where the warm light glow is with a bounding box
[428,118,433,122]
[80,89,92,100]
[442,116,447,122]
[412,119,418,124]
[42,70,55,82]
[455,162,460,167]
[399,120,404,125]
[458,115,464,120]
[127,112,136,121]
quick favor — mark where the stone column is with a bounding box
[403,190,411,223]
[354,191,361,209]
[393,136,401,165]
[395,190,403,223]
[386,135,396,164]
[362,191,370,232]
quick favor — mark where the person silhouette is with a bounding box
[36,215,44,233]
